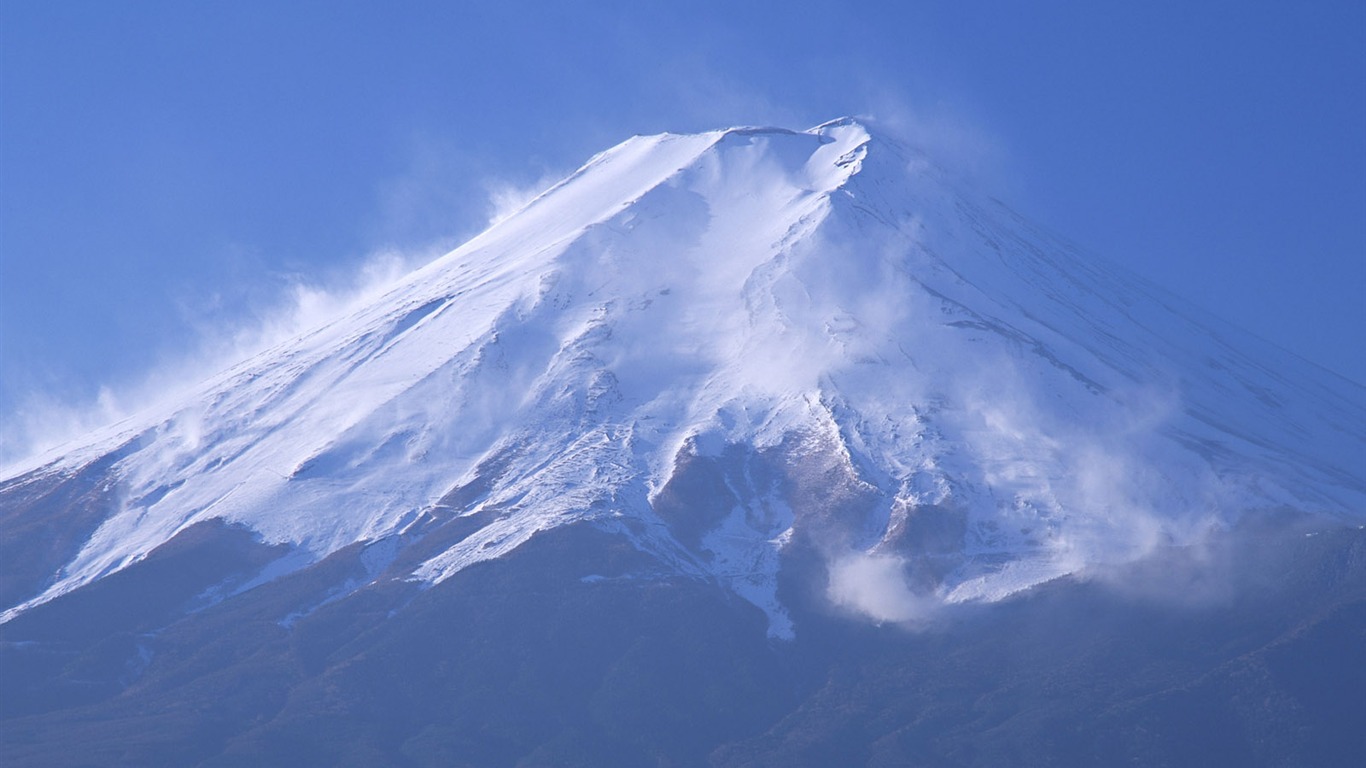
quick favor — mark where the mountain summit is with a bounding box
[4,119,1365,766]
[4,119,1365,637]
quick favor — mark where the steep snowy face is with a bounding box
[3,119,1364,635]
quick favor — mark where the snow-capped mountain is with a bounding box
[3,118,1364,640]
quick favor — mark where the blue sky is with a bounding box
[2,0,1363,457]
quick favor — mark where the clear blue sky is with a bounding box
[3,0,1363,453]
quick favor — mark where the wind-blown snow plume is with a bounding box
[1,251,417,469]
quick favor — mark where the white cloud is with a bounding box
[827,552,935,625]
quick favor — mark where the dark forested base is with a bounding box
[3,516,1363,767]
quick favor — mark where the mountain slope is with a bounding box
[3,118,1365,767]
